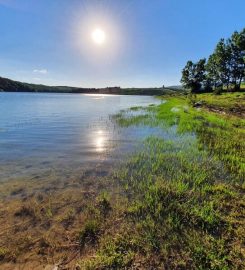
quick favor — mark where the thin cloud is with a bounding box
[33,69,48,74]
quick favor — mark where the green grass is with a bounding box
[80,94,244,269]
[82,136,244,269]
[113,95,244,181]
[194,92,245,110]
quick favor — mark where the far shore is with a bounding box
[0,76,184,96]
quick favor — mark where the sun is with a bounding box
[91,28,106,45]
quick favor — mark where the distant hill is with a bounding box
[167,85,183,90]
[0,76,183,96]
[0,76,94,93]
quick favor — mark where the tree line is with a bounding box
[181,28,245,93]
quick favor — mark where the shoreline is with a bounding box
[0,93,244,269]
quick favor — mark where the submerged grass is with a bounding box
[0,93,244,269]
[83,136,244,269]
[113,95,244,181]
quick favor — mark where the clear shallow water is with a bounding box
[0,93,159,182]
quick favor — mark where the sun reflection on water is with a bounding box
[95,130,105,152]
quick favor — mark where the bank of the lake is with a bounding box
[0,93,244,270]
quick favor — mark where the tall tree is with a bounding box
[181,28,245,93]
[181,59,206,93]
[206,54,220,89]
[230,29,245,90]
[213,39,232,90]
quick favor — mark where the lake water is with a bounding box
[0,93,159,183]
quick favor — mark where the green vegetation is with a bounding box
[80,94,244,269]
[0,93,244,269]
[181,28,245,92]
[193,92,245,115]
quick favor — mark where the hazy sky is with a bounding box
[0,0,244,88]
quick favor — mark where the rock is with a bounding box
[193,101,203,107]
[171,107,180,112]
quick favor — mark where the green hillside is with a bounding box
[0,76,182,96]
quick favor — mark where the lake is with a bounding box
[0,93,159,184]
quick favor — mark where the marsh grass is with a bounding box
[113,95,244,181]
[83,94,244,269]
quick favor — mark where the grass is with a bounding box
[105,136,243,269]
[193,91,245,115]
[196,92,245,107]
[0,92,244,269]
[80,93,244,269]
[156,96,244,181]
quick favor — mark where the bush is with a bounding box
[213,86,223,95]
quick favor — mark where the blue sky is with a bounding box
[0,0,244,88]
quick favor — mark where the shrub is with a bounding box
[213,86,223,95]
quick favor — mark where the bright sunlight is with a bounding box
[91,28,106,45]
